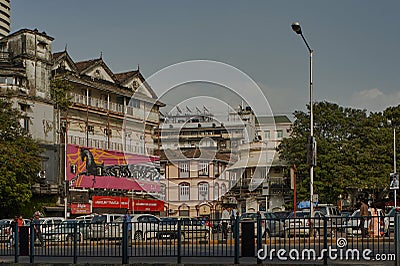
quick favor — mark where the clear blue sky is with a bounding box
[11,1,400,116]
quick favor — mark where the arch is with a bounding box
[198,182,209,201]
[179,182,190,201]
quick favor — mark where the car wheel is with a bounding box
[134,231,144,241]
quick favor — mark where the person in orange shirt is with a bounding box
[17,215,24,231]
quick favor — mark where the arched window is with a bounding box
[214,183,219,200]
[179,182,190,201]
[221,183,227,196]
[198,182,209,201]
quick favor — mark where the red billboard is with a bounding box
[92,196,130,209]
[66,144,160,192]
[70,203,91,214]
[92,196,164,212]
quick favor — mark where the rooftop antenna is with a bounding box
[100,51,103,59]
[137,64,140,71]
[64,44,68,52]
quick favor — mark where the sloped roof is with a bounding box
[75,58,102,73]
[114,70,139,83]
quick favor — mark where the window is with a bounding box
[23,117,29,132]
[276,130,283,139]
[198,183,209,201]
[214,183,219,200]
[265,130,270,140]
[179,183,190,201]
[179,162,189,178]
[160,183,166,200]
[221,183,227,196]
[198,161,209,176]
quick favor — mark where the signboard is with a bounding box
[70,203,91,214]
[66,144,160,192]
[92,196,130,209]
[133,199,164,212]
[92,196,163,212]
[390,172,399,190]
[198,204,211,215]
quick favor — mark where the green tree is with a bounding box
[50,77,72,110]
[278,102,394,205]
[0,99,41,217]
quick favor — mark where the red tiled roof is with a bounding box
[75,59,101,73]
[114,70,139,83]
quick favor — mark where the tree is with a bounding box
[50,77,72,111]
[0,98,41,217]
[278,101,394,205]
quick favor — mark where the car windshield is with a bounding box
[287,212,310,218]
[160,218,177,225]
[240,213,258,220]
[91,215,107,223]
[314,207,327,215]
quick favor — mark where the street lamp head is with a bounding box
[291,22,302,35]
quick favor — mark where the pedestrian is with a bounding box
[369,206,379,237]
[33,212,44,247]
[17,215,24,229]
[221,207,230,240]
[359,199,369,238]
[8,216,18,248]
[124,209,132,246]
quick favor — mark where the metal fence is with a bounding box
[0,214,398,264]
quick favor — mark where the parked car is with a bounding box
[240,212,285,238]
[0,219,13,243]
[284,210,335,238]
[344,208,389,237]
[42,219,91,243]
[89,213,124,240]
[39,217,65,234]
[156,216,210,241]
[386,207,400,233]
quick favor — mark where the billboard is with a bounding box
[66,144,160,192]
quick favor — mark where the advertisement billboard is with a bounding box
[66,144,160,192]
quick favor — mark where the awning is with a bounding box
[227,156,270,170]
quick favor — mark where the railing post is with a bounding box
[395,212,400,266]
[122,219,128,264]
[29,222,34,263]
[177,219,182,264]
[256,212,262,264]
[73,222,78,264]
[323,216,328,265]
[14,221,18,263]
[234,216,239,264]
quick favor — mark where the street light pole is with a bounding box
[292,22,315,217]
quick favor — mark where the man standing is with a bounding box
[221,207,230,240]
[359,199,369,238]
[124,209,132,246]
[33,212,44,247]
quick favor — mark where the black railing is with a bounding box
[0,214,398,264]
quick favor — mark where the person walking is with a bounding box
[33,212,44,247]
[369,207,379,237]
[221,207,230,240]
[359,199,369,238]
[8,216,18,248]
[124,209,132,246]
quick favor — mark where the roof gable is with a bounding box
[52,51,78,73]
[75,58,116,83]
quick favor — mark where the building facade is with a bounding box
[0,0,10,38]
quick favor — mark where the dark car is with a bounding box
[273,211,291,222]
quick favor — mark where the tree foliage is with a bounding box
[50,78,72,110]
[0,99,41,217]
[278,101,397,204]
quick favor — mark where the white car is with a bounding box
[345,208,389,237]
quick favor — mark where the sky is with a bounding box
[10,1,400,118]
